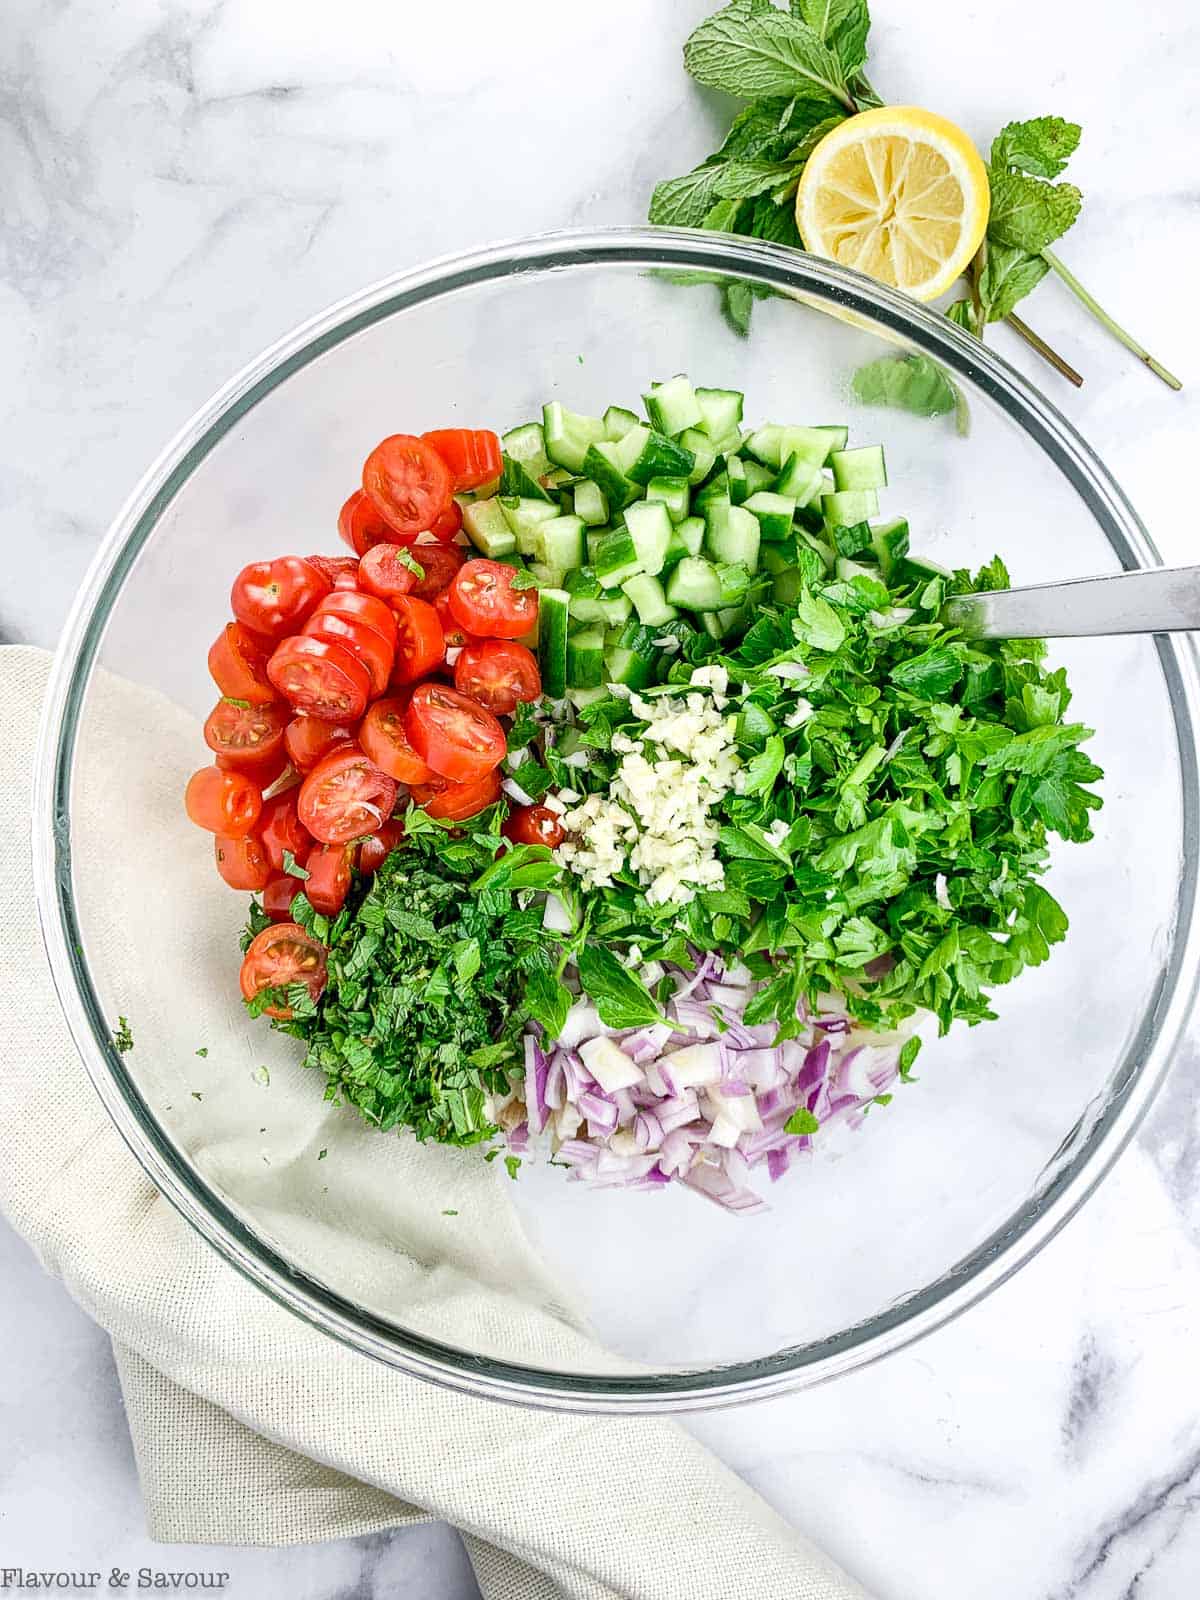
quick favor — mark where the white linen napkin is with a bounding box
[0,645,871,1600]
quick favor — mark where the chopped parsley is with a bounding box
[112,1016,134,1054]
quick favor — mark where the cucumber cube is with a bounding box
[573,479,609,526]
[536,514,586,573]
[592,526,643,589]
[694,386,744,441]
[566,626,606,688]
[726,454,749,506]
[831,444,887,492]
[616,425,696,486]
[676,428,719,485]
[665,556,723,613]
[623,500,674,577]
[643,374,703,438]
[870,516,910,578]
[462,497,517,557]
[542,402,607,473]
[743,491,797,541]
[822,488,880,526]
[774,452,826,506]
[704,502,760,572]
[621,573,679,627]
[499,495,561,556]
[742,458,775,495]
[538,588,570,697]
[581,441,641,513]
[645,476,691,524]
[603,404,640,442]
[501,422,551,479]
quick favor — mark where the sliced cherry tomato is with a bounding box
[298,746,398,844]
[503,804,565,849]
[358,543,420,602]
[359,696,436,784]
[338,488,395,556]
[315,588,399,647]
[214,832,272,890]
[454,639,541,715]
[284,714,352,772]
[391,596,445,685]
[307,553,361,589]
[421,429,502,494]
[304,843,354,916]
[239,923,327,1019]
[257,790,311,873]
[411,768,502,821]
[262,875,303,921]
[267,636,371,723]
[216,746,289,790]
[433,588,479,650]
[404,682,506,782]
[302,611,393,698]
[448,559,539,640]
[185,765,262,836]
[208,622,276,704]
[358,819,405,875]
[426,499,463,544]
[203,698,287,772]
[231,556,330,640]
[409,543,465,601]
[362,434,453,539]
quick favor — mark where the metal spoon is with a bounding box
[941,566,1200,640]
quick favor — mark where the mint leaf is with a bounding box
[852,353,959,419]
[945,300,979,334]
[577,943,662,1030]
[792,589,846,652]
[713,158,804,200]
[649,164,726,227]
[988,170,1082,253]
[524,966,573,1037]
[978,241,1050,323]
[784,1105,821,1135]
[508,569,539,590]
[282,849,310,881]
[702,197,745,233]
[991,116,1081,180]
[722,280,755,337]
[112,1015,134,1054]
[396,547,425,578]
[791,0,870,76]
[683,6,852,106]
[749,195,804,247]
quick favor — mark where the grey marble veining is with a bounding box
[3,0,1200,1596]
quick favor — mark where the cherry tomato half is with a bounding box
[421,429,502,494]
[359,696,435,784]
[503,804,565,849]
[404,683,506,783]
[257,790,311,873]
[284,714,352,772]
[338,488,395,556]
[426,499,463,544]
[204,698,287,774]
[362,435,453,540]
[267,636,371,724]
[411,768,502,821]
[298,746,398,844]
[231,556,330,640]
[307,553,361,589]
[454,639,541,715]
[409,543,465,601]
[358,819,405,875]
[304,843,354,916]
[185,766,262,837]
[302,611,394,698]
[390,597,445,685]
[314,588,398,648]
[239,923,327,1019]
[448,559,539,640]
[208,622,276,705]
[358,543,419,602]
[434,588,478,650]
[262,875,303,921]
[215,832,273,891]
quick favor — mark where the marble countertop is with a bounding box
[4,0,1200,1594]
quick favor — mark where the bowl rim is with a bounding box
[31,225,1200,1412]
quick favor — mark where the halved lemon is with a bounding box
[795,107,990,303]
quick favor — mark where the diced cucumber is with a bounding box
[645,476,691,524]
[567,685,609,710]
[569,591,633,627]
[543,402,607,473]
[774,452,826,506]
[500,495,561,556]
[491,551,529,572]
[745,424,844,469]
[573,479,609,526]
[694,386,744,441]
[743,491,797,541]
[704,502,760,572]
[716,561,754,607]
[615,425,696,486]
[643,375,703,437]
[870,516,910,578]
[666,556,723,612]
[585,527,604,566]
[536,514,586,572]
[463,497,517,557]
[622,573,678,626]
[604,642,654,690]
[603,404,641,442]
[823,488,880,526]
[900,554,952,583]
[831,444,887,492]
[676,428,719,485]
[592,525,643,589]
[772,568,805,605]
[727,454,750,506]
[693,469,729,512]
[624,500,674,577]
[663,514,705,570]
[799,528,837,572]
[539,588,570,698]
[501,423,551,479]
[566,626,606,688]
[581,441,642,513]
[742,458,775,496]
[500,453,552,502]
[544,468,577,490]
[529,561,566,589]
[716,601,752,636]
[835,556,881,582]
[760,544,794,576]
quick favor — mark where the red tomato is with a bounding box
[257,790,311,873]
[214,832,272,890]
[338,488,395,556]
[307,553,361,589]
[262,875,303,921]
[359,696,436,784]
[298,746,398,844]
[503,804,565,849]
[358,543,419,602]
[216,746,289,790]
[267,636,371,723]
[284,714,352,772]
[239,923,327,1019]
[362,435,453,539]
[231,556,330,640]
[411,768,502,821]
[421,429,502,493]
[302,611,393,698]
[391,597,445,685]
[315,589,399,647]
[203,698,287,772]
[433,588,478,650]
[404,683,506,783]
[304,843,354,916]
[208,622,276,704]
[185,766,262,836]
[409,543,465,601]
[454,639,541,715]
[448,560,539,640]
[426,500,464,544]
[358,819,405,875]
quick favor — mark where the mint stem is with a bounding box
[1004,310,1084,388]
[1042,249,1183,392]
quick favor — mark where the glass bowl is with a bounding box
[33,228,1200,1411]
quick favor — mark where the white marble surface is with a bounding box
[3,0,1200,1595]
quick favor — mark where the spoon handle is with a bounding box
[942,566,1200,640]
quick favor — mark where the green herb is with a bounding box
[318,1148,327,1160]
[784,1106,820,1135]
[505,1155,521,1180]
[508,569,540,590]
[396,547,425,578]
[282,849,310,881]
[112,1016,134,1054]
[221,696,251,710]
[851,353,969,436]
[576,944,662,1030]
[443,1208,459,1215]
[195,1046,208,1058]
[191,1091,203,1101]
